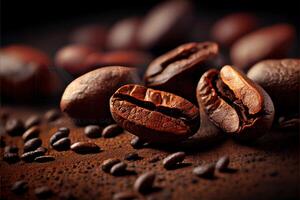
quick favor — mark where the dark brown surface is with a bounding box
[0,106,299,200]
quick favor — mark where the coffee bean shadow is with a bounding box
[165,162,192,170]
[221,167,238,174]
[142,186,163,195]
[123,169,137,176]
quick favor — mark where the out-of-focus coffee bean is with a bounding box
[162,152,186,169]
[110,162,127,176]
[24,115,41,129]
[52,137,71,151]
[5,118,24,136]
[34,186,53,199]
[193,164,215,178]
[101,158,121,173]
[24,138,42,152]
[22,126,40,142]
[102,124,122,138]
[11,180,28,194]
[113,191,137,200]
[130,136,145,149]
[134,172,156,194]
[3,152,19,164]
[44,109,61,122]
[4,145,18,153]
[84,125,102,138]
[215,156,230,171]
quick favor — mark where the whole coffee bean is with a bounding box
[110,162,127,176]
[11,180,28,194]
[193,164,215,178]
[211,13,258,47]
[101,158,121,173]
[3,152,19,163]
[61,66,140,125]
[102,124,123,138]
[52,138,71,151]
[197,65,275,141]
[58,127,70,134]
[70,142,100,154]
[36,146,48,153]
[247,59,300,115]
[231,24,296,71]
[124,152,140,161]
[50,131,69,145]
[34,186,53,199]
[21,148,45,162]
[144,42,219,102]
[162,152,186,169]
[84,125,102,138]
[24,115,41,129]
[24,138,42,152]
[4,145,18,153]
[113,191,137,200]
[130,136,145,149]
[215,156,230,171]
[44,109,61,122]
[34,155,55,163]
[110,84,199,143]
[134,172,156,194]
[5,118,24,136]
[22,126,40,142]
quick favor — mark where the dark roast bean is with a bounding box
[60,66,140,125]
[102,124,122,138]
[110,84,199,143]
[34,186,53,199]
[50,130,69,145]
[70,142,100,154]
[11,180,28,194]
[24,138,42,152]
[130,136,145,149]
[52,138,71,151]
[45,109,61,122]
[24,115,41,129]
[193,164,215,178]
[58,127,70,134]
[197,65,275,141]
[4,145,18,153]
[134,171,156,194]
[124,152,140,161]
[22,126,40,142]
[216,156,230,171]
[84,125,102,138]
[34,155,55,163]
[144,42,219,102]
[113,191,137,200]
[101,158,121,173]
[162,152,186,169]
[5,118,24,136]
[110,162,127,176]
[36,146,48,153]
[21,149,45,162]
[3,152,19,163]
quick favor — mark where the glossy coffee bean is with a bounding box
[36,146,48,154]
[110,162,127,176]
[144,42,219,102]
[21,149,45,162]
[130,136,145,149]
[84,125,102,138]
[34,155,55,163]
[110,84,199,143]
[102,124,122,138]
[162,152,186,169]
[61,66,140,125]
[197,65,275,141]
[134,171,156,194]
[231,24,296,71]
[3,152,20,164]
[193,164,215,178]
[52,137,71,151]
[70,142,100,154]
[11,180,28,194]
[34,186,53,199]
[58,127,70,134]
[4,145,18,153]
[22,126,40,142]
[50,130,69,145]
[24,115,41,129]
[5,118,24,136]
[124,152,140,161]
[215,156,230,171]
[24,138,42,152]
[101,158,121,173]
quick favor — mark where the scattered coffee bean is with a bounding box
[110,162,127,176]
[52,137,71,151]
[11,180,28,194]
[36,146,48,153]
[5,118,24,136]
[3,152,19,163]
[4,145,18,153]
[163,152,186,169]
[58,127,70,134]
[24,115,41,129]
[102,124,122,138]
[193,164,215,178]
[50,130,69,145]
[134,172,156,194]
[130,136,145,149]
[24,138,42,152]
[84,125,102,138]
[44,109,61,122]
[124,152,140,161]
[0,135,5,147]
[21,149,45,162]
[113,191,137,200]
[34,186,53,199]
[70,142,100,154]
[34,155,55,163]
[22,126,40,142]
[216,156,230,171]
[102,158,121,173]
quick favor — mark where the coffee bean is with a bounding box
[0,135,5,147]
[193,164,215,178]
[4,145,18,153]
[84,125,102,138]
[5,118,24,136]
[70,142,100,154]
[58,127,70,134]
[50,130,69,145]
[102,158,121,173]
[11,180,28,194]
[130,136,145,149]
[21,149,45,162]
[34,155,55,163]
[124,152,140,161]
[134,171,156,194]
[24,138,42,152]
[24,115,41,129]
[110,162,127,176]
[36,146,48,153]
[52,138,71,151]
[216,156,230,171]
[34,186,53,199]
[113,191,137,200]
[110,84,199,143]
[3,152,19,163]
[102,124,122,138]
[44,109,61,122]
[163,152,186,169]
[22,126,40,142]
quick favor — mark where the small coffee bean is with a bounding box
[24,138,42,152]
[34,155,55,163]
[130,136,145,149]
[5,118,24,136]
[215,156,230,171]
[3,152,19,163]
[36,146,48,153]
[21,149,45,162]
[102,124,123,138]
[110,162,127,176]
[4,145,18,153]
[124,152,140,161]
[134,171,156,194]
[193,164,215,178]
[70,142,100,154]
[113,191,137,200]
[84,125,102,138]
[163,152,186,169]
[101,158,121,173]
[50,131,69,145]
[22,126,40,142]
[0,135,5,147]
[11,180,28,194]
[58,127,70,134]
[52,137,71,151]
[34,186,53,199]
[44,109,61,122]
[24,115,41,129]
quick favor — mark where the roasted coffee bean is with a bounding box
[197,65,275,141]
[124,152,140,161]
[130,136,145,149]
[4,145,18,153]
[215,156,230,171]
[58,127,70,134]
[0,135,5,147]
[110,162,127,176]
[102,124,123,138]
[45,109,61,122]
[21,149,45,162]
[163,152,186,169]
[247,59,300,115]
[231,24,296,71]
[52,138,71,151]
[24,115,41,129]
[113,191,137,200]
[193,164,215,178]
[70,142,100,154]
[34,155,55,163]
[134,172,156,194]
[34,186,53,199]
[22,126,40,142]
[36,146,48,153]
[101,158,121,173]
[84,125,102,138]
[50,130,69,145]
[11,180,28,194]
[5,118,24,136]
[144,42,219,102]
[3,152,19,163]
[61,66,140,125]
[24,138,42,152]
[110,84,199,143]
